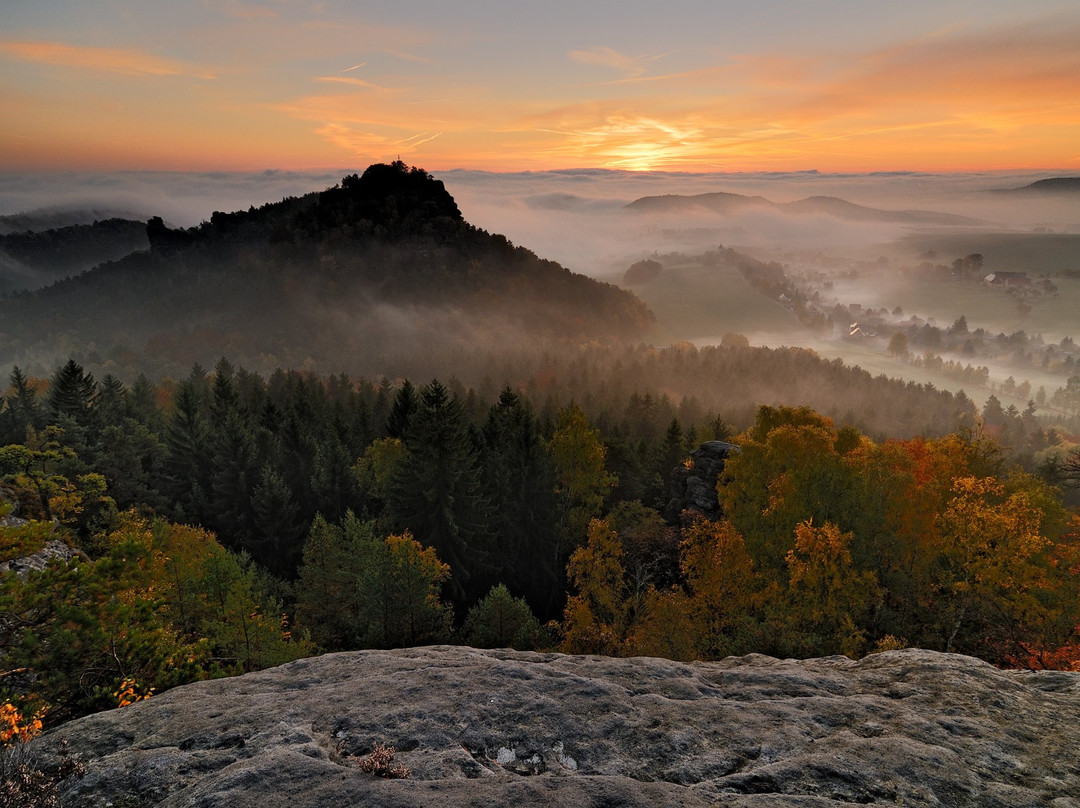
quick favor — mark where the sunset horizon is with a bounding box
[3,1,1079,175]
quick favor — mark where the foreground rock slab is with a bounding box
[36,646,1080,807]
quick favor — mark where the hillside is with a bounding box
[34,646,1080,807]
[999,177,1080,194]
[0,218,148,294]
[0,163,652,377]
[626,191,981,225]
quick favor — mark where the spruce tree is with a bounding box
[387,379,490,603]
[480,387,560,617]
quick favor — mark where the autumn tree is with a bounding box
[561,517,630,655]
[676,517,760,659]
[784,520,880,657]
[933,476,1053,659]
[549,403,616,554]
[358,530,453,648]
[719,405,860,574]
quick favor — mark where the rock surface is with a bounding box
[0,539,79,579]
[35,646,1080,807]
[667,440,739,520]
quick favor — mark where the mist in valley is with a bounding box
[2,166,1079,419]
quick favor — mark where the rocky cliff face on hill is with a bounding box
[31,646,1080,807]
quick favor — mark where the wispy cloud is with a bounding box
[314,123,441,158]
[569,46,672,77]
[314,76,389,91]
[0,40,216,79]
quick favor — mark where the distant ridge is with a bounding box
[626,191,982,225]
[0,218,149,294]
[0,207,149,236]
[997,177,1080,194]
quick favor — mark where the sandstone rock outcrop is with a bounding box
[32,646,1080,807]
[0,538,79,578]
[667,440,738,520]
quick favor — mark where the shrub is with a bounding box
[355,742,410,779]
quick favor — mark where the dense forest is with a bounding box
[2,355,1079,732]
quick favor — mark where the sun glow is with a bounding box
[1,5,1078,172]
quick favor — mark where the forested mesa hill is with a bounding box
[0,162,652,375]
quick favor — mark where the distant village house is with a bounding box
[983,271,1031,288]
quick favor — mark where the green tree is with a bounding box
[294,513,368,650]
[45,360,97,428]
[250,464,304,577]
[887,332,909,358]
[479,388,560,617]
[0,367,42,445]
[463,583,547,650]
[358,530,453,648]
[162,380,213,524]
[385,379,417,439]
[0,516,205,725]
[387,380,490,603]
[719,406,859,574]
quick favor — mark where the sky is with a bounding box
[2,1,1080,174]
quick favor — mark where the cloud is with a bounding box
[314,123,441,159]
[569,46,668,76]
[314,76,389,91]
[0,40,216,79]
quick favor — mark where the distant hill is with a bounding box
[625,191,773,216]
[997,177,1080,194]
[0,218,148,294]
[0,207,149,235]
[0,162,652,377]
[626,191,981,225]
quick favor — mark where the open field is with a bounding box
[633,258,803,343]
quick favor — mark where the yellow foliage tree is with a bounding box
[549,404,617,553]
[678,517,758,659]
[561,518,629,655]
[935,476,1050,656]
[785,520,880,658]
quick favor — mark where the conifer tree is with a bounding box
[385,379,417,439]
[480,387,560,616]
[387,380,490,603]
[1,367,42,444]
[46,360,98,426]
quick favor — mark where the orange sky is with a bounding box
[2,2,1079,173]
